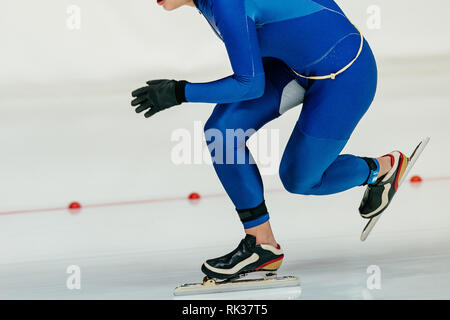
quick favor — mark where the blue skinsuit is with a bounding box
[189,0,378,228]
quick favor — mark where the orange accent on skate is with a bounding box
[256,255,284,271]
[395,153,408,191]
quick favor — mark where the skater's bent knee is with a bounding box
[279,174,314,195]
[281,178,316,195]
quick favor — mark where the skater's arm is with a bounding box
[183,0,265,104]
[130,0,264,118]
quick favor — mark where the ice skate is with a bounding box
[173,235,300,296]
[359,150,409,219]
[201,234,284,280]
[360,137,430,241]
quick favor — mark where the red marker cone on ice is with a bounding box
[188,192,201,204]
[68,201,82,214]
[410,175,423,183]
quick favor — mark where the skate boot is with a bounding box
[359,151,409,219]
[201,234,284,280]
[359,138,430,241]
[174,234,300,296]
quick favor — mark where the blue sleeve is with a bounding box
[185,0,265,104]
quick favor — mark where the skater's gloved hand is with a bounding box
[131,79,188,118]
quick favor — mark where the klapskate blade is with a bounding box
[173,276,300,296]
[360,137,430,241]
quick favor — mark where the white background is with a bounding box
[1,0,450,93]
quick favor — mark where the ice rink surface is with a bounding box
[0,54,449,300]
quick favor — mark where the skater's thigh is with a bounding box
[205,57,305,132]
[299,40,378,140]
[280,122,349,191]
[279,42,377,189]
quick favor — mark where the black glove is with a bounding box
[131,79,188,118]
